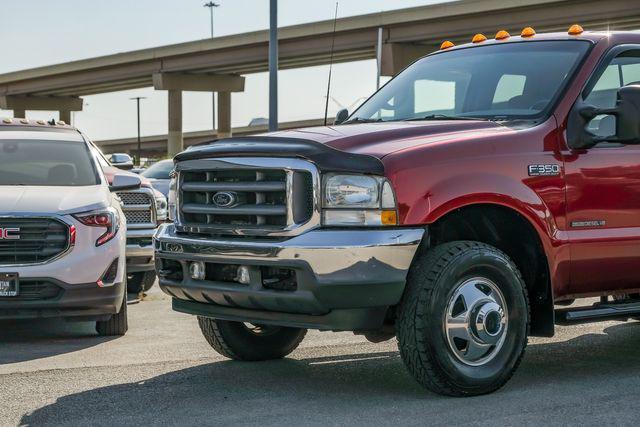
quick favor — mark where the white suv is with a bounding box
[0,118,139,336]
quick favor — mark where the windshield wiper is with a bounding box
[341,117,385,125]
[404,114,491,122]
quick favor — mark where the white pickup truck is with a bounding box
[0,118,140,335]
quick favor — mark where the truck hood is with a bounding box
[0,185,110,215]
[267,120,513,158]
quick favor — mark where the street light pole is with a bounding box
[269,0,278,132]
[130,97,146,166]
[204,2,220,131]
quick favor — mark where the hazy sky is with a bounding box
[0,0,449,141]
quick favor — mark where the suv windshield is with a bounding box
[141,160,173,179]
[349,40,590,123]
[0,139,98,186]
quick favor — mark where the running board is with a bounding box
[556,301,640,325]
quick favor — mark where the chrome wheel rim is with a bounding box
[444,277,508,366]
[243,323,280,336]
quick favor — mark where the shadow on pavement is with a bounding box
[18,322,640,425]
[0,317,119,365]
[0,293,142,365]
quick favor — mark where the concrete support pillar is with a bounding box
[13,109,25,119]
[59,110,71,124]
[167,89,183,157]
[217,91,232,139]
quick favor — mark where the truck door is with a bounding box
[564,47,640,295]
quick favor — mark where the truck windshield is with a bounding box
[0,139,99,186]
[349,40,590,123]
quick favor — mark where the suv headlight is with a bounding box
[74,207,121,246]
[322,174,397,226]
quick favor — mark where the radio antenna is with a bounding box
[323,2,339,126]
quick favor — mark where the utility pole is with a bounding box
[130,97,146,166]
[204,2,220,131]
[203,1,219,37]
[269,0,278,131]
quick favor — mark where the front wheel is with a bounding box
[397,241,529,396]
[127,271,156,294]
[198,317,307,361]
[96,288,128,336]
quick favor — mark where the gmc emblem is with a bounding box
[0,228,20,240]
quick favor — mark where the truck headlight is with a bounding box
[155,195,168,223]
[322,174,397,226]
[168,173,177,221]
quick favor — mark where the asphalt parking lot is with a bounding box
[2,285,640,426]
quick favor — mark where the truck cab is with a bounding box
[155,27,640,396]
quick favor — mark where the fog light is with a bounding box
[189,261,206,280]
[237,266,251,285]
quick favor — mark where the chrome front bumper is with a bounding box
[154,223,425,330]
[125,227,156,273]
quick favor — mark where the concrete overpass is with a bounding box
[96,118,328,157]
[0,0,637,155]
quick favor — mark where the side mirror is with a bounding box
[568,84,640,149]
[110,153,135,170]
[109,174,141,192]
[334,108,349,125]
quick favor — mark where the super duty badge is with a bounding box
[528,164,561,176]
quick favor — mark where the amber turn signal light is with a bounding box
[568,24,584,35]
[495,30,510,40]
[472,33,487,43]
[521,27,536,38]
[440,40,455,50]
[381,210,398,226]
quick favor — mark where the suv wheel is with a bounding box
[198,317,307,361]
[96,288,129,336]
[127,271,156,293]
[397,241,529,396]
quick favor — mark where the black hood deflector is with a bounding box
[174,136,384,175]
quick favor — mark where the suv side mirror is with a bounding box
[109,174,141,192]
[110,153,135,170]
[334,108,349,125]
[568,84,640,149]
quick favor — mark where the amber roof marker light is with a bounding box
[521,27,536,38]
[568,24,584,35]
[440,40,455,50]
[495,30,511,40]
[472,33,487,43]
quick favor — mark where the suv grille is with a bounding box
[177,160,316,235]
[0,218,70,265]
[117,189,156,229]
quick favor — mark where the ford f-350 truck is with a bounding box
[155,27,640,396]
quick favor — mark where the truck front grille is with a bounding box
[117,189,156,229]
[0,218,70,265]
[177,159,318,236]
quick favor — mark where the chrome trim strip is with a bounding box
[175,157,321,237]
[0,214,75,268]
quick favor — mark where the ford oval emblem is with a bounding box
[212,191,237,207]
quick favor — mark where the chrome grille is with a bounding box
[177,158,319,236]
[117,188,156,229]
[0,217,70,265]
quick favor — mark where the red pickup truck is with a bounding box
[155,27,640,396]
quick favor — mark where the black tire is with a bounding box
[127,271,156,293]
[96,289,129,336]
[397,241,529,397]
[197,317,307,361]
